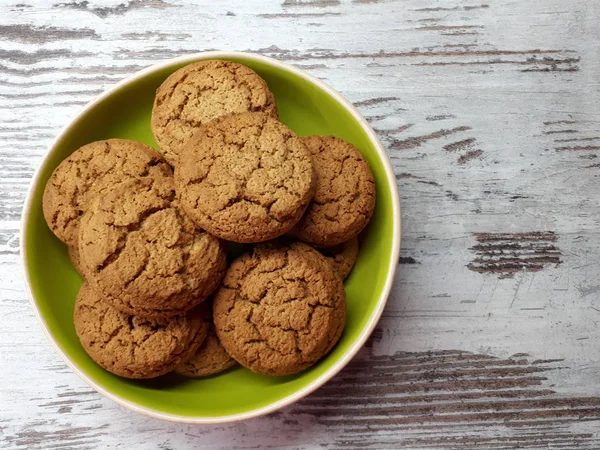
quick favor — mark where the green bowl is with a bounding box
[21,52,401,423]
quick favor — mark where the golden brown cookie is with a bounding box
[74,283,210,379]
[42,139,171,247]
[175,325,237,377]
[290,136,376,248]
[175,112,315,243]
[68,245,85,278]
[151,60,278,166]
[78,175,227,318]
[320,237,359,280]
[213,241,346,376]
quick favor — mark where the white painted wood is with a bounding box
[2,0,600,448]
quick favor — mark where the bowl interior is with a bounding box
[24,54,397,419]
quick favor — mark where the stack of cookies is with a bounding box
[42,60,376,379]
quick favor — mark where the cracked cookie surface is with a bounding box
[78,176,227,318]
[151,60,278,166]
[42,139,171,246]
[74,282,210,379]
[290,136,376,247]
[175,112,315,243]
[175,325,237,377]
[213,241,346,376]
[320,237,359,280]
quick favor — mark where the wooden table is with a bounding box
[2,1,600,448]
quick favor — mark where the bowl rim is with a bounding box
[20,50,401,424]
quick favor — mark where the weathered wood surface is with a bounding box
[2,0,600,448]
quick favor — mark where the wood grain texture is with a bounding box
[1,0,600,448]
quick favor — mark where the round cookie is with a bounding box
[78,175,227,318]
[74,282,210,379]
[175,112,315,243]
[175,325,237,377]
[42,139,171,247]
[213,241,346,376]
[151,60,278,166]
[290,136,376,248]
[320,237,359,280]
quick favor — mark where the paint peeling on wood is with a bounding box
[391,126,472,150]
[555,137,600,143]
[556,145,600,152]
[544,120,577,126]
[413,4,489,12]
[395,172,421,179]
[416,180,441,186]
[443,138,477,152]
[0,24,99,44]
[468,232,562,278]
[418,25,483,31]
[258,12,341,18]
[354,96,402,107]
[399,256,419,264]
[120,31,192,41]
[457,149,483,164]
[3,421,109,449]
[374,124,413,135]
[543,121,600,152]
[544,129,579,135]
[427,114,456,121]
[54,0,175,18]
[415,53,580,72]
[296,347,600,449]
[282,0,341,7]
